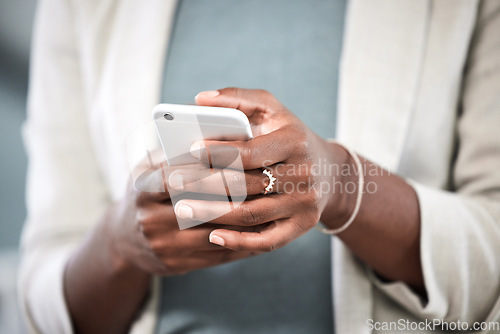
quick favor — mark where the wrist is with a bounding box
[104,202,151,280]
[319,141,358,230]
[64,201,153,334]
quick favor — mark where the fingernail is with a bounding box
[190,141,203,160]
[209,232,225,246]
[175,203,193,219]
[168,172,184,190]
[195,90,220,100]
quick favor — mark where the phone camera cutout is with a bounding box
[164,112,174,121]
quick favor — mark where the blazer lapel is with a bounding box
[92,0,178,198]
[334,1,430,333]
[337,0,430,172]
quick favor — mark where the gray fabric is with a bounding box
[156,230,334,334]
[161,0,345,139]
[157,0,346,333]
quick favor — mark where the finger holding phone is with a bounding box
[167,87,354,252]
[151,87,423,292]
[107,153,254,277]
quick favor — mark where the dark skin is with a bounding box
[64,88,423,334]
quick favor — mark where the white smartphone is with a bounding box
[152,103,253,229]
[152,103,253,166]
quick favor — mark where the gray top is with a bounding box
[157,0,346,333]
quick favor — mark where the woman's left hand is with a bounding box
[168,87,353,251]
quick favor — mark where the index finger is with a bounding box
[190,127,296,169]
[195,87,282,118]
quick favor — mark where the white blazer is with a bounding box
[19,0,500,333]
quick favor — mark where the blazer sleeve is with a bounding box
[18,0,110,332]
[370,0,500,324]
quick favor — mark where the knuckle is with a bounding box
[163,258,180,273]
[261,241,277,253]
[136,212,154,236]
[241,142,255,166]
[137,220,150,237]
[149,239,166,255]
[222,87,245,101]
[256,89,272,98]
[229,243,244,252]
[231,170,244,185]
[240,204,259,226]
[221,87,238,95]
[231,172,247,196]
[135,192,149,207]
[252,234,278,253]
[255,89,280,110]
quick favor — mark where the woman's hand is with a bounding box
[169,88,354,252]
[173,87,423,293]
[64,151,253,334]
[108,155,253,276]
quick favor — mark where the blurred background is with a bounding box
[0,0,37,332]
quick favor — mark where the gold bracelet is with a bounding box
[316,140,364,235]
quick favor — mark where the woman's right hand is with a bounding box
[64,152,253,334]
[108,156,252,276]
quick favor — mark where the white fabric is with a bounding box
[19,0,500,333]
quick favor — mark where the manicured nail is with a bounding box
[209,232,225,246]
[175,203,193,219]
[190,141,203,160]
[195,90,220,100]
[168,172,184,190]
